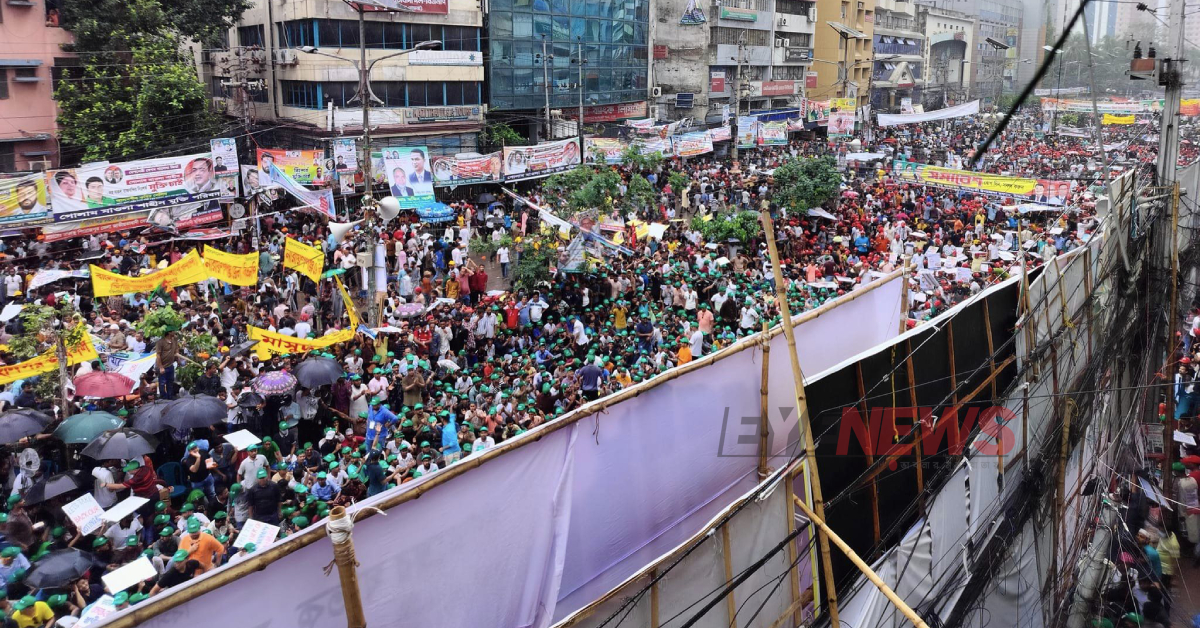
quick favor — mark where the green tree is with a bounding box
[620,142,664,172]
[479,123,526,153]
[689,211,762,243]
[7,304,87,403]
[772,156,842,213]
[55,0,247,162]
[511,240,558,291]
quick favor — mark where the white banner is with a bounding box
[29,268,90,291]
[877,100,981,127]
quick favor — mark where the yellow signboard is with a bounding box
[90,250,209,297]
[249,277,359,358]
[1101,113,1135,125]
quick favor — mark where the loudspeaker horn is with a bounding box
[329,219,363,244]
[378,196,402,223]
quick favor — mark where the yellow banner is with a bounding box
[249,276,360,359]
[0,326,98,386]
[1102,113,1135,125]
[831,98,856,110]
[334,276,359,329]
[202,246,259,286]
[90,249,209,298]
[284,237,324,283]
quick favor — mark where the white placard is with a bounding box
[714,256,730,267]
[63,493,104,535]
[76,595,117,626]
[233,518,280,549]
[646,223,668,240]
[102,496,149,523]
[224,429,262,451]
[1174,430,1197,446]
[101,556,156,594]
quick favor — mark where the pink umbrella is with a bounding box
[73,372,135,398]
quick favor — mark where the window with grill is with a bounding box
[238,25,265,48]
[280,80,320,108]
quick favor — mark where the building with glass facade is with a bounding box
[487,0,650,118]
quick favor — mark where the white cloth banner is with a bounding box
[877,100,981,127]
[29,268,90,291]
[107,276,906,628]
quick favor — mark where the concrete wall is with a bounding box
[0,0,73,169]
[650,0,713,121]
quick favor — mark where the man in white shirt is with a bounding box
[689,328,706,359]
[572,317,589,346]
[497,246,511,279]
[91,461,120,508]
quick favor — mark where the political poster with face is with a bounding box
[210,138,240,201]
[501,138,582,182]
[333,139,358,175]
[0,173,51,226]
[256,149,327,186]
[382,146,436,208]
[46,153,222,224]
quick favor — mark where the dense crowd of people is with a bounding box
[0,105,1186,625]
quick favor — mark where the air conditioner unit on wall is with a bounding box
[274,49,298,66]
[27,160,50,172]
[649,105,660,119]
[778,16,788,26]
[808,7,817,21]
[651,86,662,97]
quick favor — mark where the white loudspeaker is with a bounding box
[378,196,402,223]
[329,220,363,244]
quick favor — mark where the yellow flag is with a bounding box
[0,325,97,386]
[1101,113,1134,125]
[334,276,359,329]
[248,326,355,359]
[90,249,209,297]
[202,246,259,286]
[284,237,324,283]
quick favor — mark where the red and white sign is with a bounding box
[653,45,669,59]
[564,101,648,122]
[760,80,798,96]
[710,71,726,93]
[806,71,818,89]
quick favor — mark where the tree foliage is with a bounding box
[689,211,763,243]
[7,304,86,402]
[620,143,664,172]
[55,0,243,162]
[772,156,842,212]
[1039,35,1137,95]
[479,123,526,153]
[512,239,557,291]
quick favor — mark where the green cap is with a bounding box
[186,517,201,533]
[180,503,194,513]
[294,484,308,494]
[154,514,170,525]
[257,469,268,478]
[113,591,129,606]
[317,472,327,479]
[159,527,174,538]
[0,547,19,558]
[230,483,242,494]
[126,536,140,547]
[214,511,227,519]
[172,549,189,562]
[92,537,109,548]
[51,526,65,538]
[47,594,68,607]
[129,592,148,604]
[13,595,35,611]
[292,516,310,528]
[244,542,257,552]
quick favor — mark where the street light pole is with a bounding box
[577,39,585,153]
[298,35,440,324]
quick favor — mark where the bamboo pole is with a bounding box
[721,526,739,628]
[650,569,660,628]
[854,363,882,547]
[784,466,803,627]
[792,495,931,628]
[760,209,839,628]
[328,506,366,628]
[900,254,911,334]
[903,340,925,515]
[110,268,906,628]
[759,321,771,479]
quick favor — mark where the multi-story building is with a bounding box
[201,0,485,155]
[811,0,875,101]
[650,0,814,124]
[953,0,1021,107]
[919,5,975,109]
[487,0,650,138]
[870,0,922,113]
[0,0,73,170]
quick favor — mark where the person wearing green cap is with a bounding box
[0,545,27,584]
[243,466,283,527]
[179,515,223,575]
[151,549,202,595]
[238,441,269,488]
[228,541,257,566]
[312,472,339,501]
[11,594,52,625]
[365,396,398,452]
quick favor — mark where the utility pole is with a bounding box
[540,36,553,141]
[1157,0,1186,186]
[731,31,746,168]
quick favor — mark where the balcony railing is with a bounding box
[874,42,921,55]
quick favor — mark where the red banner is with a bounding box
[564,102,648,122]
[711,71,726,93]
[760,80,797,96]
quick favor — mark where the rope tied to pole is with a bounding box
[322,505,384,576]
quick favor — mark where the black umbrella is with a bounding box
[23,471,83,505]
[294,357,344,389]
[130,399,174,433]
[229,340,260,358]
[25,549,97,588]
[0,409,52,445]
[161,394,227,431]
[237,391,265,408]
[80,428,159,460]
[477,192,497,204]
